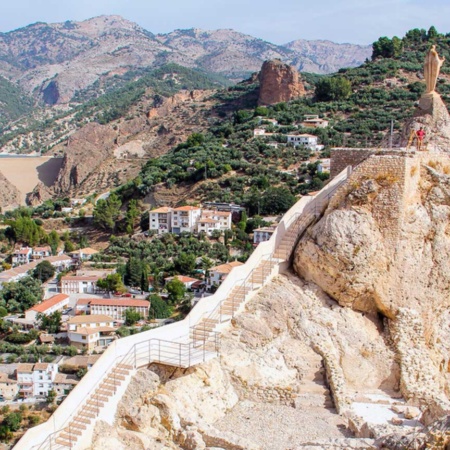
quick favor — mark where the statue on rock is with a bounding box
[424,45,445,94]
[401,45,450,152]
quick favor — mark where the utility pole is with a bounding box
[389,119,394,149]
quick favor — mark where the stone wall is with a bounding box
[330,148,375,178]
[328,154,409,256]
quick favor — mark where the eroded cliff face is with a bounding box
[293,153,450,415]
[0,171,21,210]
[90,273,401,450]
[258,59,305,106]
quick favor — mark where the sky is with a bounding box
[1,0,450,45]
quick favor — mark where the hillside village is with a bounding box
[0,22,449,450]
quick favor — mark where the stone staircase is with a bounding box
[52,363,134,449]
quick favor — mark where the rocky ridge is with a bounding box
[0,170,21,210]
[0,15,371,104]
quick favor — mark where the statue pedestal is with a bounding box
[417,91,441,115]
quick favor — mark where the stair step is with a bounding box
[78,410,96,419]
[117,364,133,370]
[97,387,116,396]
[91,393,109,402]
[107,373,126,381]
[62,428,82,437]
[87,399,104,408]
[73,417,91,425]
[60,431,81,441]
[56,437,76,447]
[112,368,130,376]
[69,421,87,430]
[102,379,121,387]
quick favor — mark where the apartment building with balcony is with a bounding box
[16,363,59,398]
[149,207,173,234]
[171,206,202,234]
[67,315,117,352]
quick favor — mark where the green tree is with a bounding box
[125,199,139,235]
[46,389,57,404]
[260,187,296,215]
[237,210,248,231]
[124,308,141,325]
[315,76,352,102]
[166,279,186,304]
[38,311,62,334]
[93,193,122,232]
[97,273,125,293]
[47,230,60,255]
[0,276,43,313]
[173,253,196,276]
[125,257,144,288]
[3,412,22,431]
[148,295,172,319]
[32,260,56,283]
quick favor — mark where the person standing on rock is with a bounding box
[416,127,426,150]
[424,45,445,94]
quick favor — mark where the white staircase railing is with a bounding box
[14,167,351,450]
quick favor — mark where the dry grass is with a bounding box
[410,165,418,176]
[375,173,399,186]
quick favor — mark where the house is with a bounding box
[253,227,277,245]
[53,373,78,397]
[197,217,221,236]
[32,246,52,260]
[164,275,200,289]
[149,207,173,234]
[60,275,101,294]
[0,373,18,400]
[67,315,116,352]
[39,334,55,346]
[301,115,329,129]
[0,254,73,287]
[287,133,319,150]
[207,261,244,289]
[171,206,202,234]
[253,128,266,136]
[69,247,99,261]
[88,298,150,320]
[201,210,232,231]
[25,294,70,322]
[75,298,92,315]
[16,362,59,398]
[317,158,331,174]
[12,247,32,266]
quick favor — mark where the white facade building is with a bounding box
[287,134,319,150]
[12,247,33,266]
[253,227,276,245]
[16,363,59,398]
[88,299,150,320]
[171,206,202,234]
[301,115,329,129]
[25,294,70,322]
[149,207,173,234]
[67,315,116,352]
[207,261,244,289]
[60,275,101,294]
[32,246,52,260]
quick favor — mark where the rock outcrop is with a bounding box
[0,170,21,210]
[258,59,305,106]
[402,91,450,152]
[293,152,450,416]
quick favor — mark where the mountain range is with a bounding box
[0,15,371,105]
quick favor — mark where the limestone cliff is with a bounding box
[0,170,21,210]
[293,152,450,415]
[258,59,305,106]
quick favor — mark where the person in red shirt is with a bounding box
[416,127,426,150]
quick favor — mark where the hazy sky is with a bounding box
[1,0,450,45]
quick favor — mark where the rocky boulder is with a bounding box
[258,59,305,106]
[0,171,21,210]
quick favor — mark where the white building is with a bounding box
[149,207,173,234]
[253,128,266,136]
[287,134,319,150]
[317,158,331,174]
[16,363,59,398]
[32,246,52,260]
[87,298,150,321]
[207,261,244,289]
[69,247,99,261]
[253,227,277,245]
[201,210,232,231]
[67,315,116,352]
[0,255,73,287]
[171,206,202,234]
[197,217,221,236]
[301,115,329,129]
[12,247,32,266]
[25,293,70,322]
[60,275,101,294]
[0,373,18,400]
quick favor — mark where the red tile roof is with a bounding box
[27,294,69,314]
[90,299,150,308]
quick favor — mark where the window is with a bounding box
[82,336,87,340]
